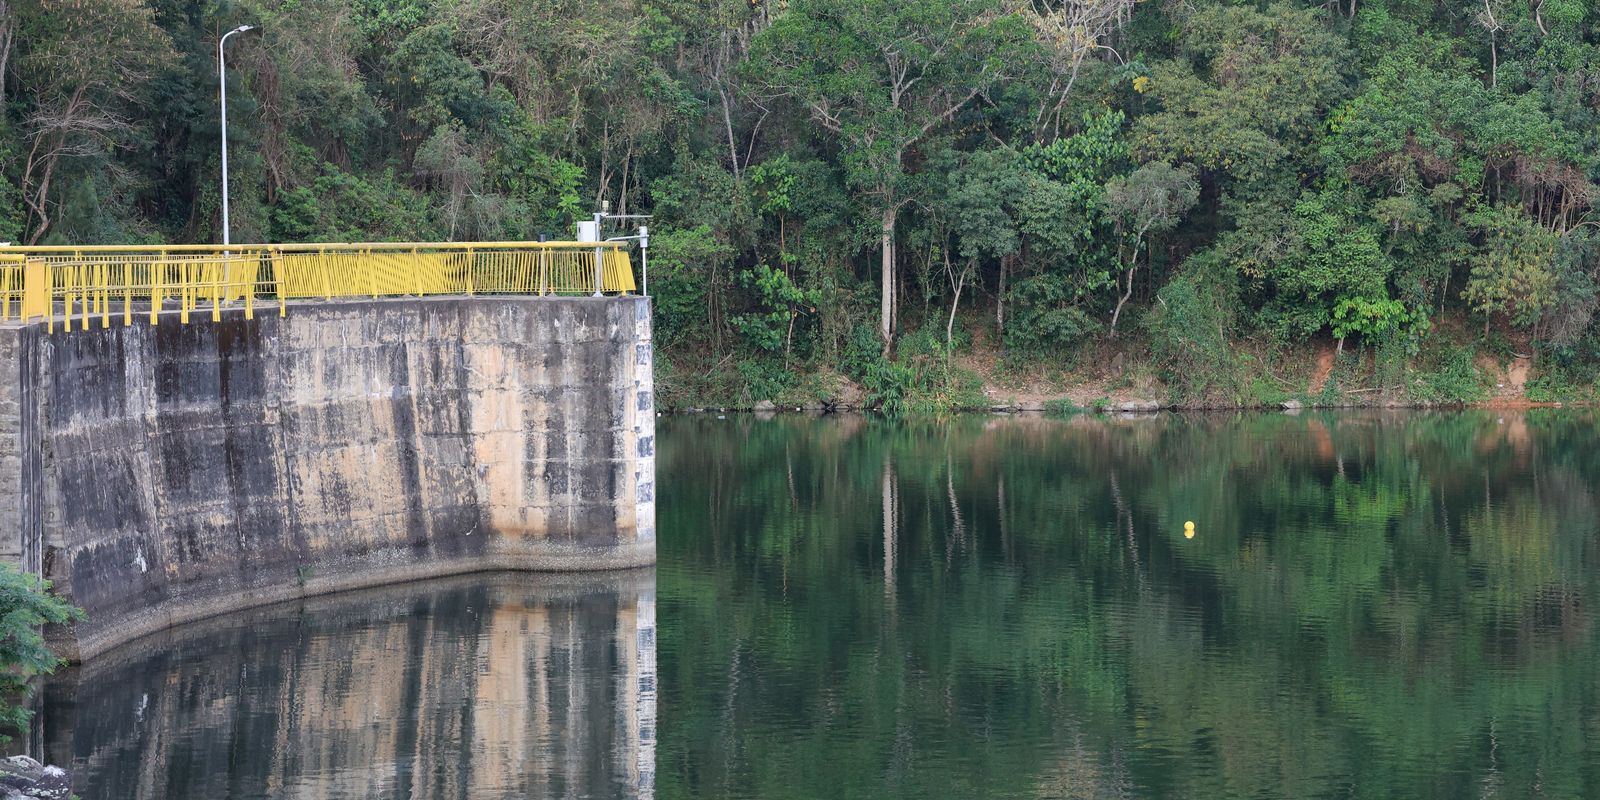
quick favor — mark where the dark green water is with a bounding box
[31,411,1600,798]
[656,411,1600,799]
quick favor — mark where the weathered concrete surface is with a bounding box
[0,296,655,660]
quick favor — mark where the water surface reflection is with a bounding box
[36,571,656,800]
[32,410,1600,799]
[657,411,1600,799]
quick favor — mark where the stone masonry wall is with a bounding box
[0,296,655,660]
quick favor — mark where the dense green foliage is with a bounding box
[0,565,79,740]
[6,0,1600,403]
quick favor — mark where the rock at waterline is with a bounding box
[1113,400,1163,413]
[0,756,71,800]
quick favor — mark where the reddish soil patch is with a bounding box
[1506,356,1532,393]
[1307,343,1337,395]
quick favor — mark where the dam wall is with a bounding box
[0,296,655,660]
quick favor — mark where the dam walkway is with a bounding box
[0,241,638,331]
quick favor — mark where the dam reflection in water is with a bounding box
[32,571,656,800]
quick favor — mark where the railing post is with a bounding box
[180,260,191,325]
[66,255,79,332]
[273,247,286,318]
[593,245,604,296]
[416,246,428,297]
[46,264,56,334]
[243,250,255,321]
[22,258,47,323]
[81,252,93,329]
[211,253,222,322]
[539,248,549,296]
[82,259,91,329]
[319,247,332,300]
[151,250,165,326]
[99,261,110,329]
[50,270,57,333]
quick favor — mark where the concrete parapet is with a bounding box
[0,296,655,660]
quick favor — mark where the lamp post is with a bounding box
[218,24,257,246]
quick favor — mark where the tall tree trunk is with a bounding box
[1109,266,1135,339]
[996,253,1009,335]
[617,145,632,219]
[880,204,897,352]
[718,85,741,181]
[0,0,12,112]
[940,254,966,364]
[1489,31,1498,88]
[1109,232,1145,339]
[23,136,60,245]
[946,265,966,364]
[785,311,796,365]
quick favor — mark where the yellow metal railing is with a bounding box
[0,242,636,332]
[0,255,24,322]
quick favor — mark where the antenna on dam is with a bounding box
[585,201,654,297]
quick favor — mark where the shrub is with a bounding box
[1004,274,1103,355]
[1145,256,1242,404]
[863,359,917,417]
[1526,336,1600,402]
[0,565,80,741]
[1408,346,1488,404]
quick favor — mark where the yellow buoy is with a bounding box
[1184,521,1196,539]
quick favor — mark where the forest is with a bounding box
[3,0,1599,408]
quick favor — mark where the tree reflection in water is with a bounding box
[658,411,1600,799]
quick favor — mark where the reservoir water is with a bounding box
[30,411,1600,798]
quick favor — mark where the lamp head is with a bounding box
[235,24,256,33]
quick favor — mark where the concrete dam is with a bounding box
[0,243,656,660]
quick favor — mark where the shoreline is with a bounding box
[654,397,1594,415]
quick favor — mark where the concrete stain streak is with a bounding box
[0,296,656,661]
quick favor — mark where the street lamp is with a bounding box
[218,24,258,246]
